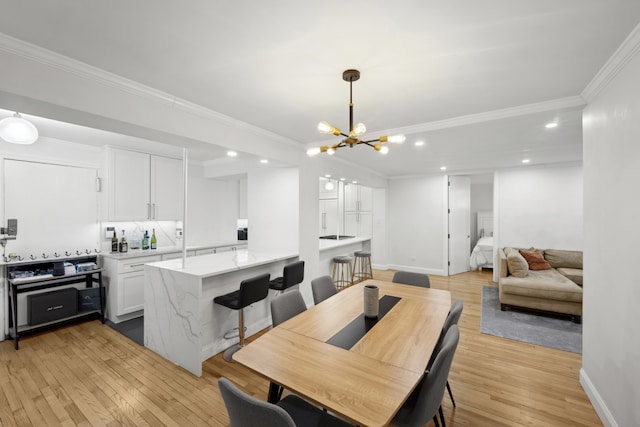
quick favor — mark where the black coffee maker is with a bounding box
[237,228,248,240]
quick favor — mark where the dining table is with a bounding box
[232,279,452,427]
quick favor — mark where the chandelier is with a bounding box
[306,69,405,156]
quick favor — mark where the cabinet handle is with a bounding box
[129,263,145,267]
[147,203,151,219]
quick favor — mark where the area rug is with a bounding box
[106,317,144,346]
[481,286,582,353]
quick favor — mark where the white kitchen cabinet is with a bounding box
[319,199,339,236]
[216,243,247,253]
[343,184,373,237]
[107,147,182,221]
[103,254,160,323]
[162,251,195,260]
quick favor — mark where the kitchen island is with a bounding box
[319,236,371,276]
[143,249,297,376]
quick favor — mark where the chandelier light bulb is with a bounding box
[353,122,366,136]
[306,147,321,156]
[317,121,333,134]
[0,113,39,145]
[387,134,406,144]
[327,148,336,155]
[379,146,390,154]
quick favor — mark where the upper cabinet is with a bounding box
[344,184,372,212]
[107,148,183,221]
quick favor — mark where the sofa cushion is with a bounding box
[520,249,552,271]
[557,267,583,286]
[544,249,583,269]
[500,269,582,303]
[504,247,529,278]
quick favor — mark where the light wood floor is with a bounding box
[0,270,602,426]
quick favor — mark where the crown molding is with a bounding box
[0,32,301,150]
[582,22,640,102]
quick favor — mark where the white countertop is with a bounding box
[145,249,298,278]
[319,236,370,251]
[100,241,247,260]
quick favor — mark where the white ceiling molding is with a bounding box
[582,21,640,102]
[0,32,302,151]
[308,95,586,147]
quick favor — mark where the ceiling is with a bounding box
[1,1,640,177]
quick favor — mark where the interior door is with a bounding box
[448,176,471,275]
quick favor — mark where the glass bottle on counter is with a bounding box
[150,228,157,249]
[119,230,128,253]
[111,230,118,253]
[142,230,150,250]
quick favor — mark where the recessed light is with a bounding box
[339,178,345,181]
[440,166,447,171]
[227,151,238,157]
[415,141,425,147]
[324,174,331,178]
[352,180,358,184]
[260,159,268,164]
[522,159,530,164]
[545,122,558,129]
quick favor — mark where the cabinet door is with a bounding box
[320,199,339,236]
[358,212,373,238]
[344,184,359,211]
[344,212,358,236]
[109,149,150,220]
[150,155,183,220]
[117,271,145,315]
[359,185,373,212]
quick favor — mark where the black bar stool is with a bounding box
[269,260,304,294]
[214,273,271,362]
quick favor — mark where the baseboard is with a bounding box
[580,368,617,427]
[386,264,445,276]
[371,263,390,271]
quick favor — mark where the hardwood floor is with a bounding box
[0,270,602,426]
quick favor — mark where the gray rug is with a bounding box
[481,286,582,353]
[106,317,144,346]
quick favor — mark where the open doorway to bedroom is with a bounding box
[470,173,494,270]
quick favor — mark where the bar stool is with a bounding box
[352,250,373,284]
[269,260,305,295]
[214,273,271,362]
[331,256,353,291]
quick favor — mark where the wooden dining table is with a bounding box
[233,279,452,427]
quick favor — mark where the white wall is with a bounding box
[495,165,583,251]
[581,44,640,427]
[387,175,447,275]
[247,168,299,253]
[186,164,239,246]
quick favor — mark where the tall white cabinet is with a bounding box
[107,147,183,221]
[344,184,373,238]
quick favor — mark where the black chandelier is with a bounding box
[307,69,405,156]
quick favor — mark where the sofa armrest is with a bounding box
[499,248,509,279]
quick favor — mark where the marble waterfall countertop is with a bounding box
[145,249,298,278]
[319,236,371,251]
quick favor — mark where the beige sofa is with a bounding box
[498,248,583,323]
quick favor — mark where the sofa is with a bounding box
[498,247,583,323]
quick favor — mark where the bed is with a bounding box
[470,211,494,270]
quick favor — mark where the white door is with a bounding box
[448,176,471,275]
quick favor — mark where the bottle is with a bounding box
[142,230,150,250]
[111,230,118,252]
[119,230,128,253]
[150,228,157,249]
[131,229,141,250]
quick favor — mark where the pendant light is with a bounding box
[0,112,39,145]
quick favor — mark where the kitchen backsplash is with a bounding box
[101,221,180,253]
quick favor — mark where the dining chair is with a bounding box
[219,377,354,427]
[427,299,464,408]
[391,325,460,427]
[271,289,307,327]
[269,289,307,401]
[392,270,431,288]
[311,275,338,305]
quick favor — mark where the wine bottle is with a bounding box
[111,230,118,252]
[119,230,128,253]
[142,230,150,250]
[151,228,157,249]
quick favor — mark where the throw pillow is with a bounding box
[520,249,552,271]
[504,247,529,278]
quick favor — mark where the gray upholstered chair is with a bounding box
[219,377,353,427]
[392,325,460,427]
[427,300,464,408]
[270,289,307,327]
[392,270,431,288]
[311,275,338,305]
